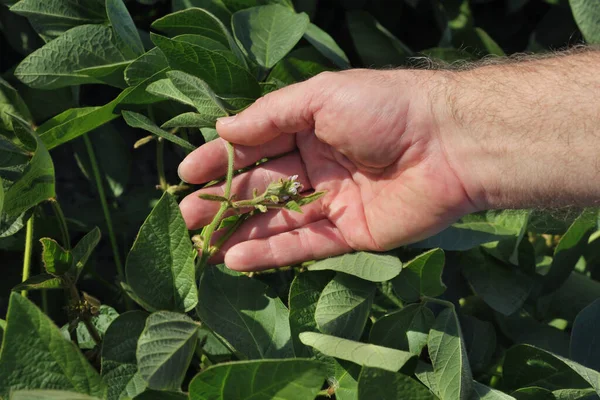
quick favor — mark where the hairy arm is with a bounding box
[436,49,600,210]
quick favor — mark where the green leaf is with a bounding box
[12,273,65,292]
[188,359,327,400]
[167,70,229,119]
[543,209,597,294]
[162,112,218,129]
[10,391,102,400]
[15,25,131,89]
[570,299,600,371]
[152,8,231,47]
[511,387,556,400]
[329,360,360,400]
[346,11,412,67]
[9,0,107,39]
[460,315,496,373]
[151,33,261,101]
[146,78,195,107]
[471,382,516,400]
[122,111,196,151]
[172,0,232,26]
[3,117,55,217]
[197,327,233,361]
[569,0,600,44]
[62,305,119,350]
[101,311,149,400]
[308,252,402,282]
[461,249,533,316]
[503,344,600,394]
[552,389,597,400]
[196,264,294,359]
[369,303,434,355]
[357,367,436,400]
[428,307,473,400]
[289,270,334,357]
[0,293,107,398]
[37,88,135,150]
[304,23,350,69]
[137,311,200,391]
[268,47,333,85]
[106,0,145,58]
[299,332,414,372]
[392,248,446,302]
[232,4,310,68]
[40,238,72,275]
[125,192,198,312]
[0,78,33,132]
[71,227,101,281]
[123,47,171,104]
[133,391,187,400]
[315,272,375,340]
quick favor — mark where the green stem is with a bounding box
[211,213,250,256]
[82,134,131,309]
[157,138,168,191]
[21,215,35,297]
[224,142,234,198]
[50,199,71,249]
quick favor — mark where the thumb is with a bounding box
[216,74,328,146]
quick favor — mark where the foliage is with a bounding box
[0,0,599,399]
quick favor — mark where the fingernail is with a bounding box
[177,161,188,183]
[217,115,237,125]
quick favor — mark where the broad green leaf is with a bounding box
[37,87,135,150]
[101,311,149,400]
[122,111,196,151]
[460,315,496,373]
[461,249,533,316]
[62,305,119,350]
[197,264,294,359]
[200,127,220,142]
[569,0,600,44]
[10,391,102,400]
[0,293,107,398]
[503,345,598,393]
[15,25,131,89]
[308,252,402,282]
[428,307,473,400]
[511,387,556,400]
[197,327,233,361]
[146,79,195,107]
[151,34,261,100]
[304,23,350,69]
[392,248,446,302]
[415,362,438,395]
[172,0,232,26]
[137,311,199,391]
[543,209,597,294]
[570,299,600,371]
[40,238,72,275]
[152,8,230,47]
[0,78,32,132]
[328,360,360,400]
[288,270,334,357]
[124,47,170,86]
[232,5,310,68]
[12,273,65,292]
[299,332,414,372]
[9,0,107,39]
[71,227,101,280]
[268,47,333,85]
[471,382,516,400]
[162,112,218,129]
[552,389,597,400]
[106,0,145,58]
[188,359,327,400]
[346,11,412,67]
[357,367,436,400]
[315,273,375,340]
[125,192,198,312]
[3,117,55,217]
[369,303,434,355]
[166,70,228,121]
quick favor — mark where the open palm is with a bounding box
[178,70,476,270]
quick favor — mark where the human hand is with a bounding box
[177,69,477,270]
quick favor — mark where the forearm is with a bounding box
[436,49,600,211]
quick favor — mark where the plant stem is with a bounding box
[157,138,168,191]
[82,133,131,309]
[21,214,35,297]
[68,283,102,345]
[198,142,236,269]
[211,213,250,256]
[50,199,71,249]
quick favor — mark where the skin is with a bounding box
[178,49,600,271]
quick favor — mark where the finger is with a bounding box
[209,200,326,263]
[179,153,310,229]
[216,73,331,146]
[178,135,296,184]
[223,219,353,271]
